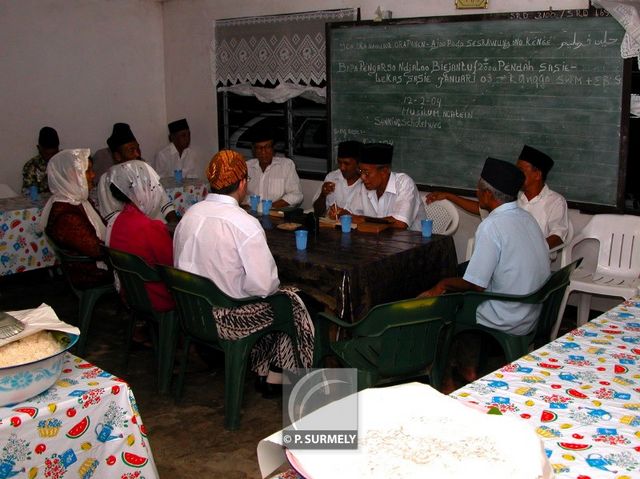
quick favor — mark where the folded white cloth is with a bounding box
[1,303,80,347]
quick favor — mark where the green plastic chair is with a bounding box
[105,248,179,395]
[47,238,116,356]
[156,264,302,430]
[315,294,463,391]
[454,258,582,365]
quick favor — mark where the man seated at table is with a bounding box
[312,140,363,218]
[97,124,178,225]
[246,125,303,209]
[173,149,314,397]
[22,126,60,194]
[340,143,426,231]
[151,118,202,179]
[92,123,130,181]
[420,157,550,392]
[426,145,570,249]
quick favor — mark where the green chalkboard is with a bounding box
[328,10,629,208]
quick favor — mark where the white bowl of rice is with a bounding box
[0,331,78,407]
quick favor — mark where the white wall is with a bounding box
[0,0,167,192]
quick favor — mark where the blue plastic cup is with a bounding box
[295,230,308,250]
[421,219,433,238]
[340,215,352,233]
[174,169,183,184]
[29,185,39,202]
[249,194,260,211]
[262,199,272,216]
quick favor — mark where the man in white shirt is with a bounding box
[173,150,314,395]
[426,145,570,248]
[152,118,202,179]
[344,143,426,231]
[97,124,178,224]
[246,125,303,208]
[312,140,363,218]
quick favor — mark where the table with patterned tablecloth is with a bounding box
[0,353,158,479]
[160,177,208,217]
[0,194,56,276]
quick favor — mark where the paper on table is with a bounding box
[0,303,80,347]
[257,382,552,479]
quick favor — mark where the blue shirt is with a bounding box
[464,202,550,335]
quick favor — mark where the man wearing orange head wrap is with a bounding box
[173,150,314,396]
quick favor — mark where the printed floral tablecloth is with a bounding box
[0,354,158,479]
[160,177,208,217]
[451,298,640,479]
[0,195,56,276]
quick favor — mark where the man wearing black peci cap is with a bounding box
[92,123,131,180]
[152,118,202,179]
[342,142,426,231]
[97,123,178,224]
[312,140,363,218]
[426,145,570,249]
[420,157,549,391]
[22,126,60,194]
[246,123,303,209]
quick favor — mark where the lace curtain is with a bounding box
[212,8,358,103]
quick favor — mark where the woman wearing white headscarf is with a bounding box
[105,160,174,312]
[40,149,112,288]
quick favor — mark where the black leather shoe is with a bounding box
[261,382,282,399]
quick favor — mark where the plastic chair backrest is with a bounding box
[562,214,640,278]
[0,184,17,199]
[47,236,98,295]
[157,265,240,344]
[424,199,459,235]
[105,248,160,315]
[348,294,462,377]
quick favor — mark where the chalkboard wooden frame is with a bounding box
[327,8,631,213]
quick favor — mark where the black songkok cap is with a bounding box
[337,141,363,160]
[38,127,59,149]
[249,122,277,144]
[360,143,393,165]
[481,157,524,197]
[168,118,189,134]
[519,145,554,175]
[107,123,137,153]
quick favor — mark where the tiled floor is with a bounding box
[0,269,284,478]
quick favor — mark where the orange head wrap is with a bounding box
[206,150,247,190]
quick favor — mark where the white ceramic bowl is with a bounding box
[0,331,78,407]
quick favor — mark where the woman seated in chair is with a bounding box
[40,149,112,288]
[105,160,174,312]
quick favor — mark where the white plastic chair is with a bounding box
[552,214,640,340]
[0,184,18,199]
[424,199,459,236]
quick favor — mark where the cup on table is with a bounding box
[29,185,39,202]
[340,214,352,233]
[249,194,260,212]
[421,219,433,238]
[295,230,308,251]
[262,199,272,216]
[174,169,183,184]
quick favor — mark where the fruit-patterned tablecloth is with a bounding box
[159,177,208,218]
[0,195,57,276]
[0,354,158,479]
[451,298,640,479]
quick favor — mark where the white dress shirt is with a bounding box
[246,156,303,207]
[349,172,426,231]
[152,143,202,179]
[312,169,363,211]
[517,185,570,242]
[97,162,175,223]
[173,193,279,299]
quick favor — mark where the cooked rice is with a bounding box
[0,331,62,368]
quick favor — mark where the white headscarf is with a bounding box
[108,160,164,216]
[39,149,106,239]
